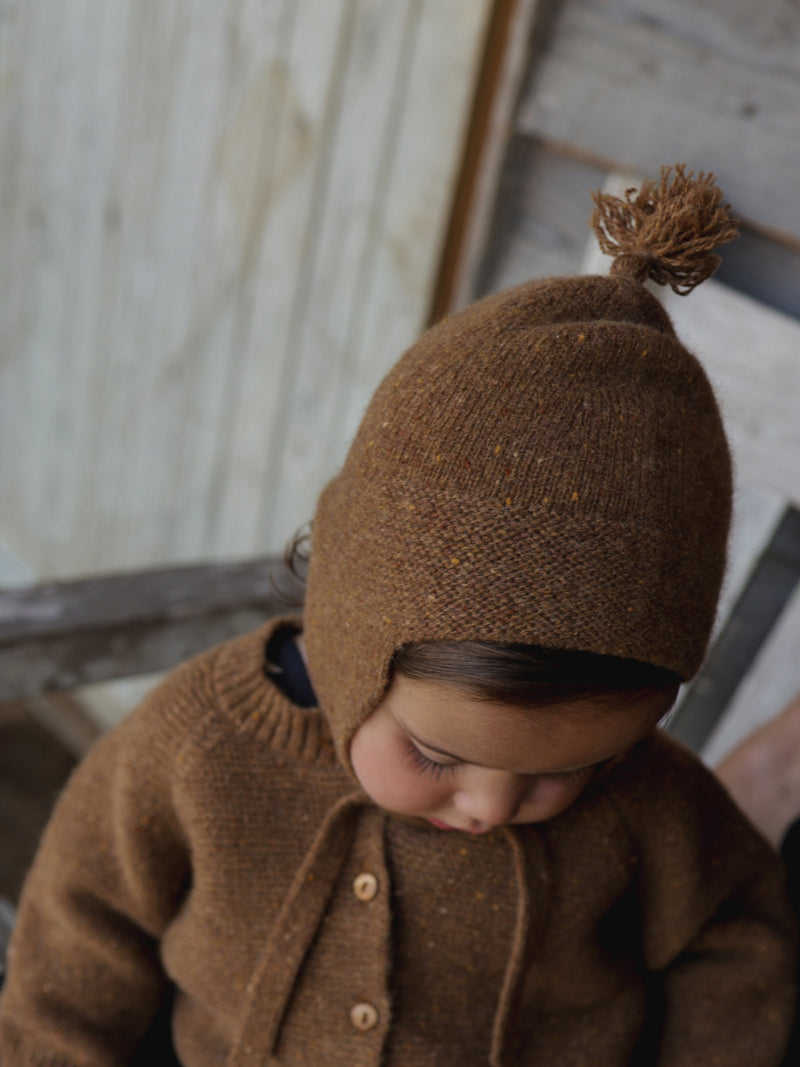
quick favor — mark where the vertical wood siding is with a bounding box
[0,0,492,577]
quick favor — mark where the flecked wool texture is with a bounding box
[306,220,734,769]
[0,622,795,1066]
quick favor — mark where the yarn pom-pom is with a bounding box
[590,164,739,295]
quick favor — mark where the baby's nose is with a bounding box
[453,772,527,827]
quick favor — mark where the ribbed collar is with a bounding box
[208,616,340,768]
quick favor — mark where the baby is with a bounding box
[0,166,795,1066]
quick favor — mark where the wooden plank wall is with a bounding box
[471,0,800,759]
[478,0,800,305]
[0,0,492,581]
[517,0,800,250]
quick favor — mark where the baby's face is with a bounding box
[350,676,668,833]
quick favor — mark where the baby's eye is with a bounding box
[403,741,458,780]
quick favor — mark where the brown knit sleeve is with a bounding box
[0,656,210,1067]
[607,731,797,1066]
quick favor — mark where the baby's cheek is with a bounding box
[374,767,447,815]
[351,735,441,814]
[520,777,587,822]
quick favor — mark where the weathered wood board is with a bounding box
[517,0,800,246]
[475,138,606,295]
[477,146,800,322]
[0,0,492,579]
[704,579,800,764]
[0,558,287,703]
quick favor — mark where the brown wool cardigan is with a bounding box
[0,619,796,1066]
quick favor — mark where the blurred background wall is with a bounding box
[6,0,798,589]
[0,0,494,582]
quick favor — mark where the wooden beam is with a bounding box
[670,507,800,753]
[428,0,544,319]
[0,559,289,703]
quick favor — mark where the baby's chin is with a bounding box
[425,816,496,834]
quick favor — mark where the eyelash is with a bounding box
[548,766,594,783]
[403,742,458,780]
[403,741,595,784]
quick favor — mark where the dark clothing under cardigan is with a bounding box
[0,619,796,1066]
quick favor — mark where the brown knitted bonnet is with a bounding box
[304,166,738,768]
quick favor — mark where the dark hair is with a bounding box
[272,524,312,608]
[392,641,681,712]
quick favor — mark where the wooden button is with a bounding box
[353,872,378,901]
[350,1001,379,1031]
